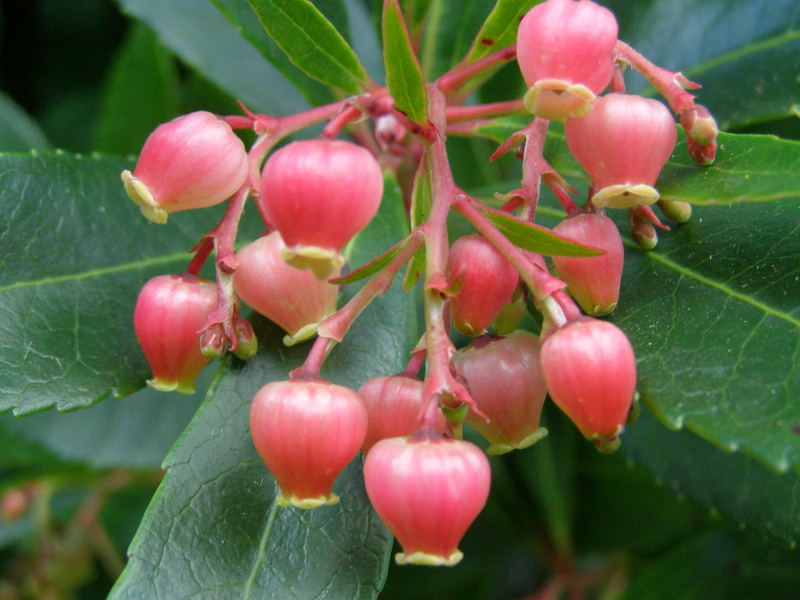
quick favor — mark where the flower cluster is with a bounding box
[125,0,717,567]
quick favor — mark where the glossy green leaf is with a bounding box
[620,529,800,600]
[612,0,800,129]
[623,408,800,547]
[464,0,538,64]
[116,0,315,115]
[94,24,181,156]
[477,118,800,205]
[110,185,417,600]
[611,196,800,474]
[473,203,604,257]
[383,0,428,126]
[247,0,369,94]
[0,151,263,415]
[0,93,51,152]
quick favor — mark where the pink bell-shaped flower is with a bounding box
[551,211,624,316]
[454,331,548,454]
[234,231,339,346]
[565,93,678,208]
[258,139,384,280]
[250,378,368,509]
[134,274,217,394]
[517,0,618,120]
[446,234,520,336]
[540,318,637,453]
[364,436,491,566]
[357,375,447,455]
[122,111,249,224]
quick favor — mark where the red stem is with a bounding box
[437,44,517,95]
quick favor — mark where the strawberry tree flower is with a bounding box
[517,0,619,120]
[122,111,249,224]
[564,93,678,208]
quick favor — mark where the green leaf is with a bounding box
[477,117,800,205]
[473,203,604,257]
[110,188,417,600]
[383,0,429,126]
[613,0,800,129]
[464,0,538,64]
[623,408,800,547]
[1,379,204,470]
[116,0,315,115]
[611,196,800,474]
[619,529,800,600]
[0,151,262,415]
[247,0,369,94]
[94,24,181,156]
[0,92,51,152]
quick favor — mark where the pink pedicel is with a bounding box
[564,93,678,208]
[258,139,384,280]
[551,212,624,316]
[453,331,548,454]
[517,0,618,120]
[234,231,340,346]
[249,379,368,509]
[540,318,637,453]
[363,436,491,566]
[357,375,447,455]
[446,234,520,336]
[134,274,217,394]
[122,111,249,224]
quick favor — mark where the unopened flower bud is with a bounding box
[134,274,217,394]
[565,93,677,208]
[364,436,491,566]
[446,234,520,336]
[122,111,249,224]
[680,104,718,146]
[552,212,624,315]
[234,231,340,346]
[628,208,659,249]
[258,139,383,280]
[657,199,692,223]
[687,137,717,166]
[540,318,637,452]
[517,0,618,120]
[250,378,368,508]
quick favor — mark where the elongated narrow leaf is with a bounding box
[383,0,429,126]
[477,118,800,205]
[116,0,314,115]
[0,93,51,152]
[247,0,369,94]
[611,196,800,474]
[473,203,603,257]
[0,151,263,415]
[110,183,417,600]
[465,0,538,64]
[334,235,415,285]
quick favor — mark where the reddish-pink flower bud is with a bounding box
[454,331,548,454]
[134,274,217,394]
[680,104,718,146]
[540,318,637,452]
[258,139,384,279]
[551,212,624,316]
[446,234,520,336]
[234,231,339,346]
[565,93,677,208]
[250,378,368,509]
[364,436,491,566]
[357,375,447,454]
[517,0,618,120]
[122,111,249,224]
